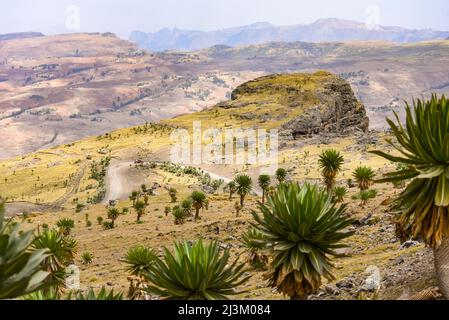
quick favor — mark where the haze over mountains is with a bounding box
[130,18,449,51]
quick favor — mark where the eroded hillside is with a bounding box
[0,72,438,300]
[1,33,449,159]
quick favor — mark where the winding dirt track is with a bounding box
[102,159,262,201]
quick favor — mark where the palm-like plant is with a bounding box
[333,186,348,203]
[32,229,78,285]
[258,175,271,204]
[318,149,344,191]
[370,95,449,297]
[171,206,186,225]
[226,181,237,201]
[181,199,193,216]
[143,240,250,300]
[124,246,157,279]
[235,174,253,207]
[251,182,354,300]
[275,168,287,185]
[56,218,75,236]
[241,228,268,269]
[168,188,177,203]
[190,191,208,220]
[107,208,121,228]
[0,202,50,299]
[353,166,375,191]
[133,200,146,223]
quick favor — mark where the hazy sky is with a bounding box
[1,0,449,38]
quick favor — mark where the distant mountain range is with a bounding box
[130,18,449,51]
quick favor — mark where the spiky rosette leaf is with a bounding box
[144,240,250,300]
[370,95,449,248]
[251,182,354,299]
[0,202,50,299]
[32,229,77,284]
[70,287,123,300]
[241,228,268,269]
[241,228,267,251]
[124,246,157,279]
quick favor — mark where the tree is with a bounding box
[234,174,253,207]
[226,181,236,201]
[275,168,287,185]
[181,199,193,216]
[133,200,146,223]
[0,201,50,299]
[353,166,375,191]
[370,95,449,298]
[190,191,208,220]
[318,149,344,191]
[258,175,271,204]
[333,186,348,203]
[107,208,121,228]
[234,201,242,217]
[251,182,353,300]
[143,240,250,300]
[171,205,186,225]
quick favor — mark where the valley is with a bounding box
[1,32,449,159]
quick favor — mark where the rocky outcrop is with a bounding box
[218,71,369,139]
[281,75,369,139]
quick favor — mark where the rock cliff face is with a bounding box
[218,72,369,139]
[281,75,369,138]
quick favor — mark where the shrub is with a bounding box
[81,251,94,264]
[102,221,114,230]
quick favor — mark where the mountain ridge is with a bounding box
[130,18,449,51]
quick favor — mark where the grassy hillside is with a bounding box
[0,72,437,300]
